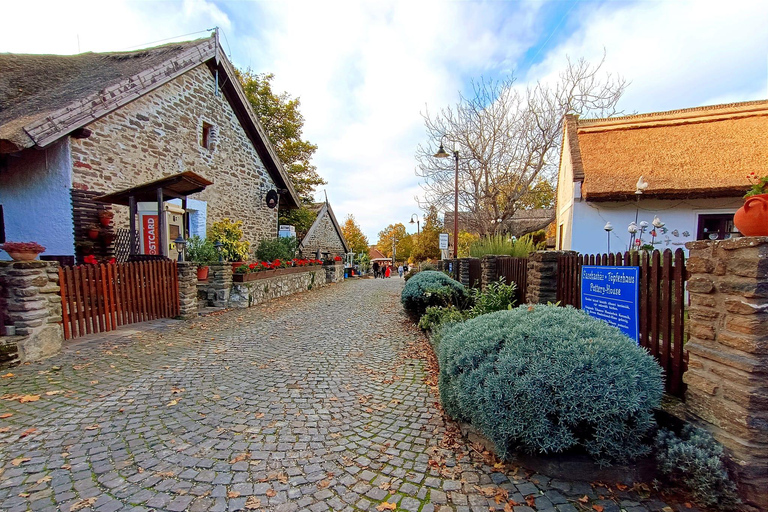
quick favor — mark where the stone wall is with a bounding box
[684,237,768,509]
[197,263,233,309]
[177,262,198,320]
[480,256,498,290]
[70,64,279,247]
[229,268,329,308]
[526,251,567,304]
[325,263,344,284]
[301,212,346,258]
[0,261,64,362]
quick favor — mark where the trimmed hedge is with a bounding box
[401,271,468,317]
[438,304,663,464]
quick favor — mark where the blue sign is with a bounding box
[580,266,639,342]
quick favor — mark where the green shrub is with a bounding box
[418,305,469,332]
[401,271,468,317]
[208,219,250,262]
[403,262,437,282]
[255,236,297,262]
[655,426,740,509]
[469,233,541,258]
[469,278,517,316]
[438,305,663,464]
[185,236,217,266]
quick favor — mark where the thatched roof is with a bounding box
[0,35,301,208]
[567,100,768,201]
[444,209,554,237]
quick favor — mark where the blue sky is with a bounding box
[1,0,766,242]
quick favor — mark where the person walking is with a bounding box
[385,265,391,278]
[372,261,380,279]
[398,264,404,278]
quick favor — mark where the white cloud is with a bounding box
[2,0,766,243]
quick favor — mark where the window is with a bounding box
[201,122,214,150]
[696,213,737,240]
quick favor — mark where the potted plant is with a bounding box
[98,209,115,227]
[734,172,768,236]
[0,241,46,261]
[208,219,250,270]
[87,224,100,240]
[186,235,218,280]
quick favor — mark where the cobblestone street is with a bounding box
[1,278,673,512]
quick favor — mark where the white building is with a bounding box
[556,100,768,254]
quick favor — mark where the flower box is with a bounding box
[232,266,316,282]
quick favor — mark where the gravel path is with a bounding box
[0,278,674,512]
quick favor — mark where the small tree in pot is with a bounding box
[186,236,218,280]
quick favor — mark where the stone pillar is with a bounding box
[176,262,198,319]
[458,258,471,287]
[481,256,498,290]
[0,261,63,362]
[208,263,232,308]
[684,237,768,509]
[325,263,344,284]
[526,251,564,304]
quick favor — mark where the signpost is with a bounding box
[580,266,639,342]
[439,233,449,250]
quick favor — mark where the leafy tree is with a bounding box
[411,206,442,262]
[457,230,479,258]
[236,70,326,202]
[416,55,626,236]
[377,223,408,259]
[341,215,369,256]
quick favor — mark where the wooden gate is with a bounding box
[556,249,688,397]
[59,260,179,340]
[496,256,528,303]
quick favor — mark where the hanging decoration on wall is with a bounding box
[266,190,279,209]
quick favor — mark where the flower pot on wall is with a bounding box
[734,194,768,236]
[6,250,42,261]
[99,217,112,227]
[197,266,210,281]
[87,228,100,240]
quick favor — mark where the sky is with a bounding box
[1,0,767,242]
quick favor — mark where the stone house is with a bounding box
[555,100,767,254]
[297,202,349,259]
[0,34,299,264]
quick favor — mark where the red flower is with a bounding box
[83,255,98,265]
[334,256,342,261]
[108,258,116,265]
[249,263,258,270]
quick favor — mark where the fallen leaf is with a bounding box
[578,496,590,504]
[84,424,99,430]
[255,412,265,419]
[526,495,536,507]
[167,400,178,407]
[19,427,37,438]
[18,492,30,497]
[615,484,628,491]
[19,395,40,403]
[1,373,14,378]
[378,481,391,490]
[90,380,99,384]
[36,475,52,484]
[684,503,692,509]
[11,457,30,466]
[278,473,289,484]
[475,486,498,498]
[266,488,277,497]
[317,479,330,489]
[0,426,10,432]
[171,387,185,394]
[61,464,72,470]
[245,496,261,509]
[376,503,397,511]
[70,497,98,511]
[230,453,250,463]
[227,490,241,498]
[45,390,63,396]
[0,413,12,419]
[592,505,604,512]
[662,507,674,512]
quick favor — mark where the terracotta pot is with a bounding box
[99,217,112,227]
[87,228,100,240]
[6,250,41,261]
[197,266,210,281]
[734,193,768,236]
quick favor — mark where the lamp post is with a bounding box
[409,213,420,236]
[604,222,613,254]
[173,235,187,262]
[213,240,223,262]
[434,140,459,258]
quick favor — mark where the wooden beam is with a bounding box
[157,188,167,257]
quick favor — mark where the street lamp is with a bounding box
[173,235,187,262]
[409,213,420,235]
[434,139,459,258]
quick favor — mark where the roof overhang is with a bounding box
[94,171,213,205]
[583,186,746,202]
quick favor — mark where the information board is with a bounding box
[439,233,449,250]
[580,266,639,342]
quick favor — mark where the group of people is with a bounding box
[372,261,407,279]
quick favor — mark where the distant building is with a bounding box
[297,202,349,259]
[555,100,767,253]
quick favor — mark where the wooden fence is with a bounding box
[467,259,482,288]
[59,260,179,340]
[556,249,688,397]
[496,256,528,303]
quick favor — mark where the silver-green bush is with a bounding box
[401,271,468,317]
[655,426,740,509]
[438,304,663,464]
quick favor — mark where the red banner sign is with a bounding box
[142,215,159,255]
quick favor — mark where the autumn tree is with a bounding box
[376,223,413,261]
[341,215,369,256]
[411,207,442,262]
[237,70,326,203]
[457,230,479,258]
[415,55,626,236]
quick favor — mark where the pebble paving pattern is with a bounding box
[0,278,676,512]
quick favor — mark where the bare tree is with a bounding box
[415,55,627,236]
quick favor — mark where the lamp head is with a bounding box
[433,142,450,159]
